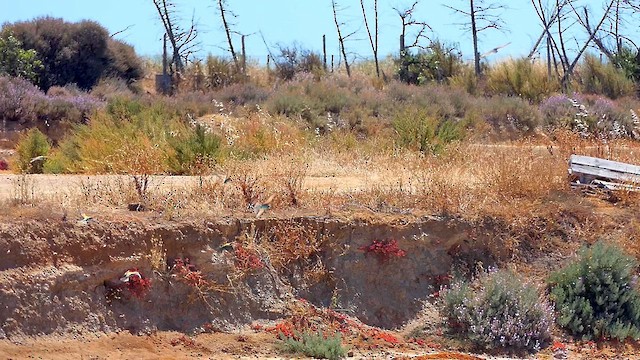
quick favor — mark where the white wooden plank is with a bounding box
[570,163,640,183]
[570,155,640,175]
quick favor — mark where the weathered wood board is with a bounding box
[569,155,640,184]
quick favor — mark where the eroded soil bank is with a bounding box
[0,215,504,340]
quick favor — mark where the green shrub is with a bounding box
[279,331,346,360]
[472,96,542,136]
[549,241,640,341]
[106,96,144,120]
[577,54,636,99]
[0,33,42,82]
[204,55,242,89]
[15,128,50,173]
[441,269,553,352]
[168,124,222,175]
[612,46,640,81]
[396,40,464,85]
[50,98,183,174]
[212,82,270,107]
[268,90,309,117]
[91,77,137,101]
[485,58,560,103]
[393,108,464,154]
[2,17,142,90]
[304,80,352,116]
[274,44,325,81]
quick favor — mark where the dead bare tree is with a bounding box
[576,0,639,60]
[360,0,380,77]
[216,0,241,73]
[331,0,357,77]
[445,0,506,76]
[528,0,566,59]
[393,1,431,54]
[529,0,618,87]
[528,0,572,78]
[565,1,615,78]
[151,0,198,74]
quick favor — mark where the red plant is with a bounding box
[126,274,151,299]
[370,330,400,345]
[0,159,8,171]
[104,268,151,301]
[234,243,264,271]
[268,321,296,339]
[359,239,406,263]
[170,335,197,348]
[552,341,567,351]
[171,257,207,287]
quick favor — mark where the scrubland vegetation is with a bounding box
[3,13,640,359]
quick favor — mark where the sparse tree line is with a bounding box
[0,0,639,93]
[150,0,640,91]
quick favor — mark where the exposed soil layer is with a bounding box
[0,215,500,340]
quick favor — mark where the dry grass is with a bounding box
[3,130,640,228]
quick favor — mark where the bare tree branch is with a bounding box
[562,0,616,86]
[332,0,352,77]
[151,0,199,73]
[217,0,240,73]
[360,0,380,77]
[445,0,506,76]
[394,1,432,51]
[110,25,134,38]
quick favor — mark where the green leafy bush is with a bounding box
[51,97,182,174]
[549,241,640,341]
[471,96,542,136]
[393,108,464,154]
[441,269,553,352]
[168,124,222,175]
[577,54,636,99]
[274,44,325,81]
[397,40,464,85]
[612,46,640,81]
[485,58,560,103]
[15,128,50,173]
[2,17,142,90]
[0,33,42,82]
[203,55,243,89]
[279,331,346,360]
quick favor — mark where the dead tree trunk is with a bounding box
[470,0,480,76]
[332,0,351,77]
[360,0,380,77]
[444,0,505,77]
[217,0,240,73]
[561,0,616,88]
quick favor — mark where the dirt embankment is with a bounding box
[0,215,502,340]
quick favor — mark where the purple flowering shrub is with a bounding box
[471,96,542,136]
[539,94,574,127]
[0,76,45,123]
[0,76,103,133]
[441,269,554,352]
[540,93,636,138]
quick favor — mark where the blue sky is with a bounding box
[1,0,612,63]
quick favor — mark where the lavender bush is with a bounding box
[540,93,636,139]
[0,75,45,123]
[441,269,554,352]
[539,94,574,127]
[0,76,103,131]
